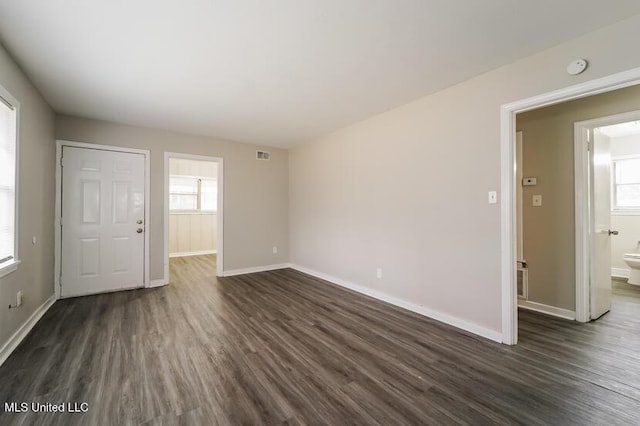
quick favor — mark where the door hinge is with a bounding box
[587,140,591,151]
[60,156,64,167]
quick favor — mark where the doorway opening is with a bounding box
[501,67,640,345]
[575,112,640,321]
[164,153,224,282]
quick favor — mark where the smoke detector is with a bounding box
[567,59,588,76]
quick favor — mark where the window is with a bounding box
[169,176,217,212]
[0,90,18,275]
[612,157,640,211]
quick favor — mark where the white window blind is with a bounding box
[0,95,17,266]
[613,157,640,210]
[200,178,217,211]
[169,176,198,210]
[169,176,218,212]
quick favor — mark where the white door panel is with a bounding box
[590,131,612,319]
[61,147,145,297]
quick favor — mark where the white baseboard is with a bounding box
[223,263,290,277]
[149,278,169,288]
[0,295,56,367]
[169,249,217,258]
[288,264,503,343]
[518,300,576,320]
[612,267,630,279]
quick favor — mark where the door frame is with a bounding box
[574,109,640,322]
[54,140,151,300]
[500,66,640,345]
[163,152,224,279]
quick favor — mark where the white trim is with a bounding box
[518,300,576,321]
[164,152,224,279]
[169,211,218,215]
[149,278,169,288]
[501,66,640,345]
[169,249,217,258]
[0,84,20,280]
[612,267,630,279]
[0,295,55,367]
[0,259,20,279]
[54,140,151,300]
[223,263,289,277]
[574,124,590,323]
[611,211,640,216]
[290,264,503,343]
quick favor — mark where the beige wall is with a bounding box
[0,43,56,348]
[56,116,289,278]
[517,85,640,310]
[289,15,640,333]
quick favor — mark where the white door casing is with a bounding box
[590,130,612,319]
[60,146,145,297]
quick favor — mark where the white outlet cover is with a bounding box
[488,191,498,204]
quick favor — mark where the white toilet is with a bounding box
[623,253,640,286]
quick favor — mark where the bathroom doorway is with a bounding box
[575,112,640,320]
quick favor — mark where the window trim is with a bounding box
[0,84,20,278]
[611,154,640,213]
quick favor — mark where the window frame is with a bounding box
[611,154,640,215]
[0,84,20,279]
[169,174,217,213]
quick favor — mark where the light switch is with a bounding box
[488,191,498,204]
[532,195,542,207]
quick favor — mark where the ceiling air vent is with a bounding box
[256,150,271,160]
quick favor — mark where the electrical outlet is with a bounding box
[376,268,383,280]
[17,291,23,307]
[272,246,278,254]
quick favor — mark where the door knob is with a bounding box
[608,230,619,235]
[136,228,143,233]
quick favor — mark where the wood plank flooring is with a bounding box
[1,255,640,425]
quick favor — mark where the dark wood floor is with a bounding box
[1,255,640,425]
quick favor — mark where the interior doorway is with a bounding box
[575,112,640,321]
[515,107,640,327]
[501,69,640,345]
[164,153,224,280]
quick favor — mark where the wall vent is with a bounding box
[256,151,271,160]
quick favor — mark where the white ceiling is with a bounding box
[599,121,640,138]
[1,1,640,147]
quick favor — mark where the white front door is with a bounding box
[590,130,612,319]
[61,146,145,297]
